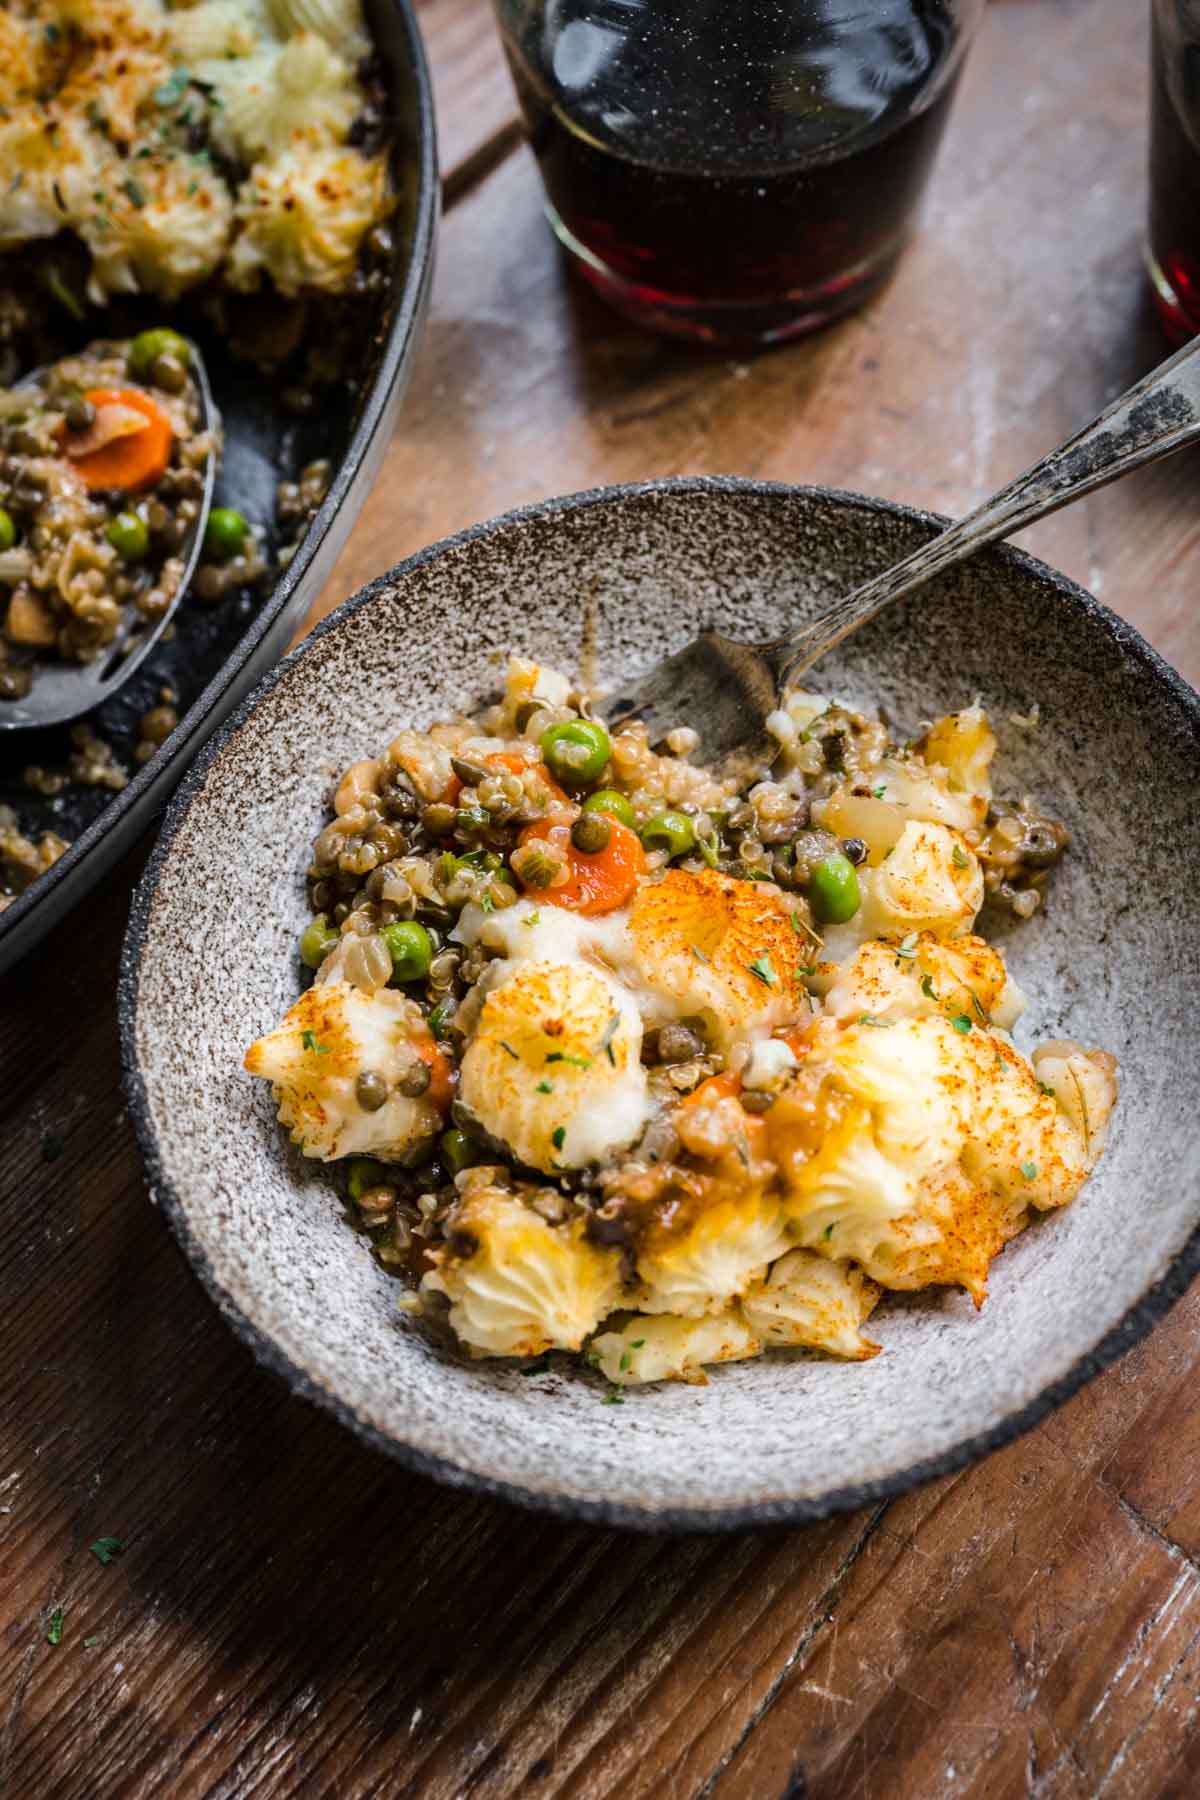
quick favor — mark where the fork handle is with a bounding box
[771,333,1200,690]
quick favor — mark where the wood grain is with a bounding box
[4,1,1200,1796]
[417,0,518,193]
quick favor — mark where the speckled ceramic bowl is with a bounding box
[120,478,1200,1530]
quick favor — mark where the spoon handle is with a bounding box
[774,333,1200,688]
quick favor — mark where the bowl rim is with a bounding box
[120,474,1200,1531]
[0,0,440,973]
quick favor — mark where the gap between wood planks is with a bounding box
[443,117,526,212]
[696,1502,891,1800]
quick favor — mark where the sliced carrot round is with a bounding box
[517,814,645,916]
[62,387,173,492]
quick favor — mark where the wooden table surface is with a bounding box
[4,2,1199,1795]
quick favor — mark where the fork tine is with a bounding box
[599,630,782,770]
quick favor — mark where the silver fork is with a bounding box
[601,334,1200,765]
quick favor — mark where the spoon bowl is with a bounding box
[0,341,216,733]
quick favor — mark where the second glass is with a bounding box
[493,0,983,346]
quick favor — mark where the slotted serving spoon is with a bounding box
[0,340,216,732]
[603,333,1200,764]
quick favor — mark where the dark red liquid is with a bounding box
[1149,11,1200,343]
[498,1,968,343]
[528,83,957,327]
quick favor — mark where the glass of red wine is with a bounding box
[492,0,983,347]
[1149,1,1200,343]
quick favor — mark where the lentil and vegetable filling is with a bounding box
[0,329,238,702]
[244,656,1117,1388]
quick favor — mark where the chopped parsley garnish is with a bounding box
[602,1387,625,1405]
[952,843,969,869]
[597,1013,621,1064]
[546,1051,592,1069]
[46,1608,64,1646]
[631,1338,645,1349]
[499,1040,519,1059]
[799,964,817,978]
[1020,1161,1038,1181]
[46,269,84,320]
[697,833,719,869]
[690,944,711,964]
[479,891,495,914]
[619,1347,633,1372]
[1037,1080,1055,1097]
[520,1356,551,1377]
[858,1013,889,1028]
[823,1222,835,1240]
[121,176,146,209]
[299,1029,328,1055]
[524,910,541,926]
[552,1127,566,1150]
[972,992,989,1023]
[748,953,777,988]
[89,1537,123,1566]
[537,1079,554,1094]
[921,975,937,1001]
[152,66,192,108]
[950,1013,973,1034]
[872,785,887,799]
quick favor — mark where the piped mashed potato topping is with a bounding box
[245,658,1117,1386]
[0,0,390,301]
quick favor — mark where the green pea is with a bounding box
[299,913,339,970]
[441,1127,485,1176]
[128,327,191,382]
[540,718,611,787]
[640,810,696,859]
[105,509,149,561]
[809,851,861,924]
[0,508,14,554]
[381,919,433,982]
[204,507,250,562]
[581,788,636,830]
[347,1156,388,1204]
